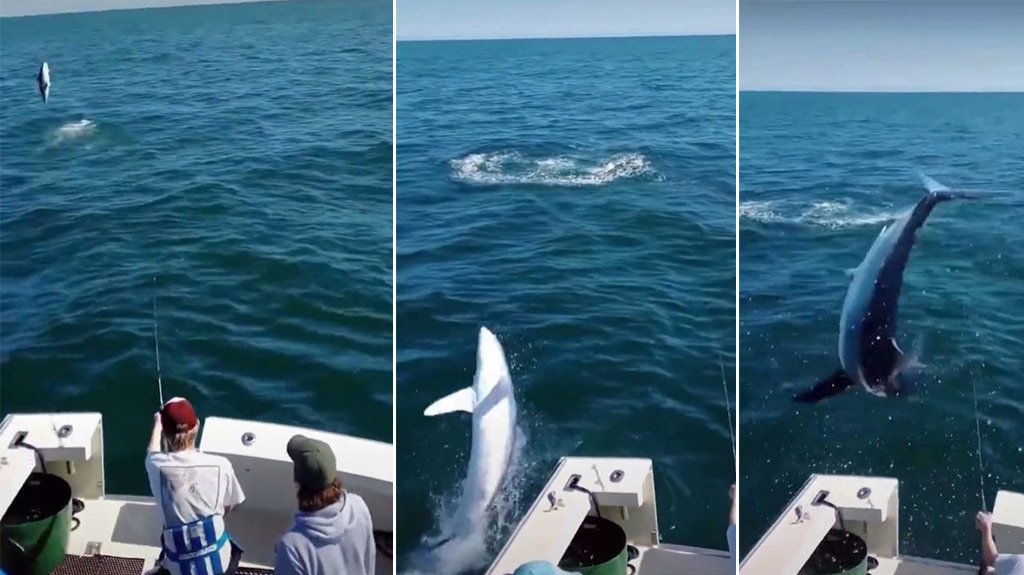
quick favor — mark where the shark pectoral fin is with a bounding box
[889,337,904,357]
[792,369,855,403]
[423,387,477,416]
[891,337,925,372]
[889,336,920,370]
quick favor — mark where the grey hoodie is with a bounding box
[274,492,376,575]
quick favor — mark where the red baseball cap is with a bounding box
[160,397,198,435]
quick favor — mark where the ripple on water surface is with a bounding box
[0,0,394,496]
[398,35,736,574]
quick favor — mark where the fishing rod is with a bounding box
[153,276,168,453]
[153,276,165,406]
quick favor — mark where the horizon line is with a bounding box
[398,32,735,43]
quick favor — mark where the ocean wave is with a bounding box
[449,151,654,186]
[740,199,900,229]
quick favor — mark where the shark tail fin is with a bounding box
[423,387,476,416]
[919,173,981,201]
[793,368,855,403]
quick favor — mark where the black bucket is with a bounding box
[798,529,869,575]
[558,516,628,575]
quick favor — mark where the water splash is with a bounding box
[402,425,531,575]
[450,151,654,187]
[740,198,900,229]
[48,119,98,144]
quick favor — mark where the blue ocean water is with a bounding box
[397,35,736,574]
[0,0,392,496]
[740,92,1024,562]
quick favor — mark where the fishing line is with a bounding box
[720,355,736,465]
[970,374,986,512]
[152,277,165,406]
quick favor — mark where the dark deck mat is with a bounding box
[52,554,275,575]
[52,554,146,575]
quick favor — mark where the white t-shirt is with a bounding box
[145,450,246,527]
[997,554,1024,575]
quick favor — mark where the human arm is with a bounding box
[148,412,163,453]
[273,538,304,575]
[727,484,737,565]
[362,498,375,575]
[976,511,998,567]
[730,484,737,526]
[221,460,246,516]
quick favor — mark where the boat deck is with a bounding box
[487,457,732,575]
[632,543,732,574]
[0,413,394,575]
[871,556,978,575]
[63,495,391,575]
[740,474,1018,575]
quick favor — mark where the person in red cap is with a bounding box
[145,397,246,575]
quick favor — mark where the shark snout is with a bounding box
[476,327,508,374]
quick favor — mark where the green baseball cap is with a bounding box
[286,434,337,490]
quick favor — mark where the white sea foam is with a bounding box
[46,117,97,145]
[450,151,654,186]
[50,119,97,143]
[740,198,899,229]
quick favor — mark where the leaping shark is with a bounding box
[423,326,517,548]
[37,62,50,103]
[793,174,971,403]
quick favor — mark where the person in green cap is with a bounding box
[274,434,376,575]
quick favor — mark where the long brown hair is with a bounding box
[165,427,198,452]
[297,477,343,512]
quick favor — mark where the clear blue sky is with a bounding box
[740,0,1024,92]
[0,0,270,17]
[397,0,735,41]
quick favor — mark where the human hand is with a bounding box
[729,483,738,526]
[153,412,162,426]
[975,511,992,533]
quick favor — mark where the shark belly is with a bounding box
[460,394,515,524]
[839,213,908,390]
